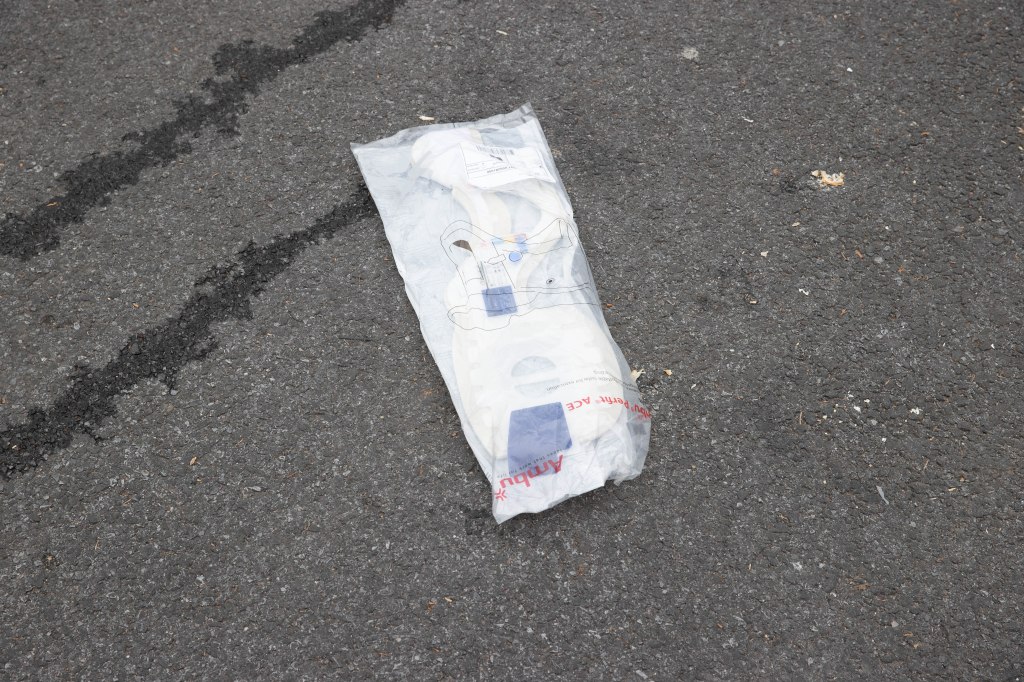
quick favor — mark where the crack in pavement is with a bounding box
[0,0,404,261]
[0,186,375,480]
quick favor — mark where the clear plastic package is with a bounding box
[351,103,650,522]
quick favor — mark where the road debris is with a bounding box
[811,169,845,188]
[418,115,436,122]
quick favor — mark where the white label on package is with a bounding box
[460,143,556,188]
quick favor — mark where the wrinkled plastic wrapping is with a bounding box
[352,104,650,522]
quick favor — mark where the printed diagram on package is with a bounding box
[442,217,597,331]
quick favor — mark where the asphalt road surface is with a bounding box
[2,1,1023,679]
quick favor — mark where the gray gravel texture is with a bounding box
[2,0,1023,679]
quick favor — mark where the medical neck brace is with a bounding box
[410,125,625,476]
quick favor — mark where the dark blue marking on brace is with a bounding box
[507,402,572,475]
[483,286,517,316]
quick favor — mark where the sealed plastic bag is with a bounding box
[351,104,650,522]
